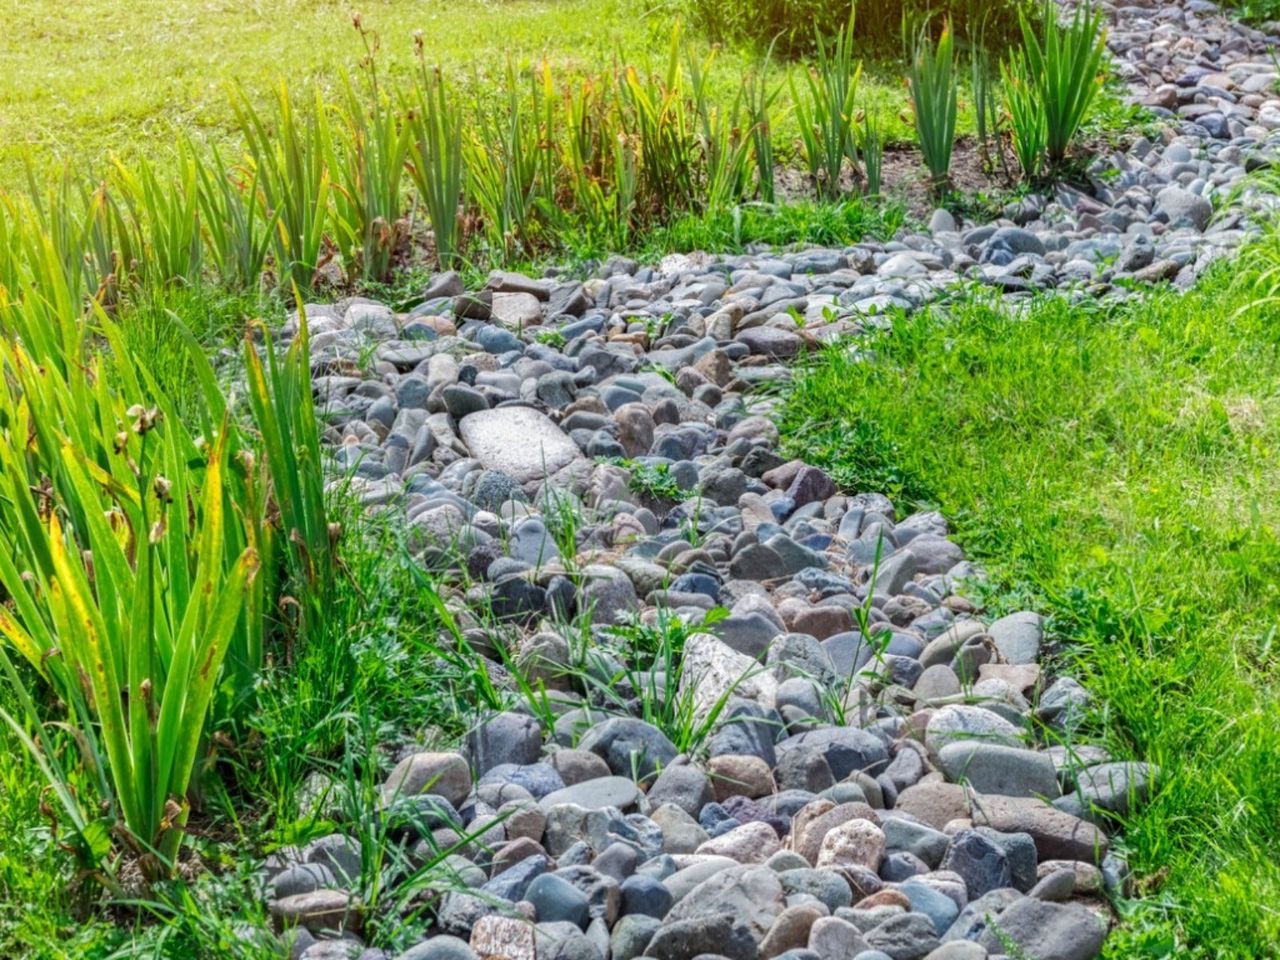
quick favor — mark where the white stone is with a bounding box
[459,407,580,483]
[677,632,778,721]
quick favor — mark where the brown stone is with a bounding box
[892,781,972,831]
[815,819,885,871]
[855,889,912,911]
[793,801,879,865]
[759,903,828,958]
[708,754,776,801]
[970,794,1109,863]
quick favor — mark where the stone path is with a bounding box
[262,2,1278,958]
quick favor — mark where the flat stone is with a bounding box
[937,741,1061,799]
[539,777,641,812]
[459,407,580,483]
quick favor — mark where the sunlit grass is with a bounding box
[781,263,1280,957]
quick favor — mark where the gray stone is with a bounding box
[527,873,591,928]
[663,864,787,942]
[987,611,1043,665]
[936,741,1060,799]
[808,915,871,960]
[975,897,1106,960]
[382,752,471,807]
[924,706,1023,753]
[644,914,758,960]
[1073,762,1156,815]
[396,936,478,960]
[466,712,542,775]
[775,728,890,781]
[576,718,677,780]
[611,915,661,960]
[1155,185,1213,230]
[648,764,714,817]
[864,912,940,959]
[940,829,1011,899]
[540,777,641,812]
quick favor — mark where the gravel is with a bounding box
[254,0,1280,954]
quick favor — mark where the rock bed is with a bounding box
[260,1,1278,958]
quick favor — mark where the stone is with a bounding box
[696,820,783,864]
[708,754,776,801]
[382,752,472,807]
[550,750,612,786]
[651,803,710,854]
[815,819,885,871]
[1073,762,1156,815]
[612,915,660,960]
[969,794,1109,863]
[924,706,1024,753]
[459,408,581,483]
[864,912,940,960]
[467,712,543,775]
[678,632,779,720]
[648,764,714,817]
[793,802,878,865]
[579,564,641,625]
[539,777,641,812]
[808,916,871,960]
[526,873,591,928]
[988,611,1043,665]
[397,936,478,960]
[491,291,544,329]
[619,874,673,919]
[576,717,677,780]
[898,879,959,936]
[775,728,890,781]
[1155,185,1213,230]
[270,889,361,934]
[663,864,787,942]
[940,829,1011,899]
[881,816,949,868]
[975,898,1106,960]
[779,868,853,913]
[271,863,336,900]
[471,916,536,960]
[644,914,758,960]
[936,741,1060,799]
[759,903,828,958]
[892,783,971,831]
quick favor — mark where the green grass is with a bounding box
[0,0,928,190]
[780,267,1280,956]
[0,493,471,958]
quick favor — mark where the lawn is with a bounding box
[0,0,934,190]
[0,1,1239,956]
[780,258,1280,957]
